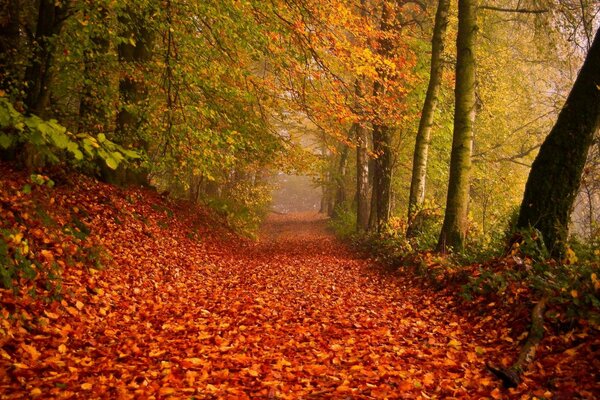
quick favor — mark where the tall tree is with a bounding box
[517,27,600,255]
[407,0,450,236]
[437,0,478,252]
[370,1,394,231]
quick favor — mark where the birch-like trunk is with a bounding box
[437,0,478,252]
[407,0,450,236]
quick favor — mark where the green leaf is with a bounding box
[97,133,106,143]
[22,185,32,194]
[0,133,13,149]
[105,156,119,170]
[50,130,70,149]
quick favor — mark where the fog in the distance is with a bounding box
[270,173,321,214]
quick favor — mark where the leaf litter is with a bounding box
[0,164,598,399]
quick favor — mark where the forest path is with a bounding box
[2,169,596,399]
[2,210,498,399]
[136,211,492,399]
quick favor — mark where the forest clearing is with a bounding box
[1,0,600,398]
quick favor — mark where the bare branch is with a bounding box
[479,5,548,14]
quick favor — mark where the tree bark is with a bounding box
[437,0,478,253]
[356,120,370,231]
[369,2,394,232]
[333,142,349,215]
[407,0,450,236]
[517,27,600,256]
[23,0,69,116]
[372,122,392,230]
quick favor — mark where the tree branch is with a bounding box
[479,5,548,14]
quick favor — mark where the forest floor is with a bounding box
[0,165,598,399]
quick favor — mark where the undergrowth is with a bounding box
[330,208,600,327]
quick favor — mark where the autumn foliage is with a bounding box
[0,164,598,398]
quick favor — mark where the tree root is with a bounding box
[487,295,549,388]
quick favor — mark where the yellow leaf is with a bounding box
[58,344,67,354]
[30,388,42,397]
[75,301,84,310]
[159,388,175,396]
[571,290,578,298]
[81,383,93,390]
[448,339,461,348]
[330,344,343,351]
[44,310,59,319]
[184,357,204,366]
[20,343,41,360]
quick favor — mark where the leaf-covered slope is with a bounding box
[0,165,598,398]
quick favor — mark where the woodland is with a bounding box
[0,0,599,398]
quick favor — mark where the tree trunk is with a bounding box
[437,0,478,253]
[370,2,394,231]
[517,27,600,256]
[23,0,69,116]
[355,0,370,232]
[372,123,392,230]
[356,121,370,231]
[104,6,154,185]
[333,142,349,215]
[407,0,450,236]
[79,6,110,134]
[0,0,22,96]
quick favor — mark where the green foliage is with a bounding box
[0,98,139,170]
[408,199,444,251]
[328,202,356,239]
[356,219,414,267]
[0,230,38,290]
[207,180,272,238]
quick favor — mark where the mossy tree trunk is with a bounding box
[369,2,393,232]
[407,0,450,236]
[437,0,478,253]
[517,27,600,256]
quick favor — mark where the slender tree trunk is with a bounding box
[517,27,600,256]
[355,0,370,232]
[105,6,154,185]
[79,6,110,134]
[407,0,450,236]
[333,143,349,214]
[116,11,153,143]
[356,121,370,231]
[437,0,478,253]
[23,0,69,116]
